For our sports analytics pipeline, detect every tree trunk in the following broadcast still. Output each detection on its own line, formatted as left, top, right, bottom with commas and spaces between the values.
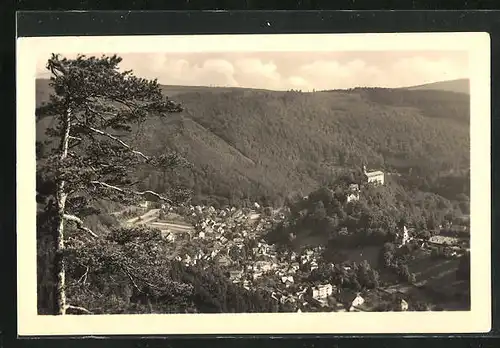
54, 107, 72, 315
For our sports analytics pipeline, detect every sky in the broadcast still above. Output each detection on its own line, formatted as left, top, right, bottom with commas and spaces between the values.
36, 51, 469, 91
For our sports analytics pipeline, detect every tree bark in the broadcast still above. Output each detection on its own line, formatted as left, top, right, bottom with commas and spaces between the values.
54, 107, 72, 315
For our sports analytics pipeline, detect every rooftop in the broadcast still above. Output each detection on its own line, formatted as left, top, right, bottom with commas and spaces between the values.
365, 171, 384, 176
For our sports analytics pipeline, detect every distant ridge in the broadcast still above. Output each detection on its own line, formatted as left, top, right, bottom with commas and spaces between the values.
404, 78, 469, 95
36, 77, 469, 206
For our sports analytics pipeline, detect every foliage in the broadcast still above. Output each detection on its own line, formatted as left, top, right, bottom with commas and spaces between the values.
36, 54, 187, 314
378, 242, 416, 284
308, 260, 380, 291
267, 168, 463, 251
37, 80, 470, 207
63, 226, 196, 314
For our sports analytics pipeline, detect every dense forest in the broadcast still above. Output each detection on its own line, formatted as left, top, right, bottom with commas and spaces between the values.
265, 168, 467, 249
36, 79, 470, 209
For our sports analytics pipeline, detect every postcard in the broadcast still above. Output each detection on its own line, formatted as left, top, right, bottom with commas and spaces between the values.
17, 32, 491, 335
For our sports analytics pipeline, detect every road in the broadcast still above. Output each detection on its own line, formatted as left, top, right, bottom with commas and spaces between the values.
124, 208, 195, 235
125, 209, 160, 225
149, 221, 195, 235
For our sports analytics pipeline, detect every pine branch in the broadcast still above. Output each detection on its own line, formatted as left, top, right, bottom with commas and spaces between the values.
85, 126, 150, 161
121, 266, 142, 293
65, 304, 93, 314
63, 214, 99, 238
89, 180, 173, 204
77, 266, 89, 284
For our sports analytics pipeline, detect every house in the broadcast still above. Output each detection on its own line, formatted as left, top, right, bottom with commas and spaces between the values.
400, 299, 409, 311
183, 254, 192, 265
138, 200, 151, 209
229, 270, 243, 283
363, 165, 385, 185
346, 184, 360, 203
198, 231, 205, 239
253, 271, 263, 280
296, 288, 308, 301
280, 295, 296, 305
339, 227, 349, 236
310, 284, 334, 301
255, 261, 272, 272
281, 276, 294, 287
290, 262, 300, 272
249, 212, 261, 220
164, 232, 176, 242
336, 290, 365, 312
218, 255, 232, 267
346, 192, 360, 203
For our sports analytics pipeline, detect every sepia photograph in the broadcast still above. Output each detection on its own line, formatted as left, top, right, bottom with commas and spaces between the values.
17, 33, 491, 335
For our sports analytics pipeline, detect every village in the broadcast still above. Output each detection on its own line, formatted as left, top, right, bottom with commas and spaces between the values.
112, 166, 470, 313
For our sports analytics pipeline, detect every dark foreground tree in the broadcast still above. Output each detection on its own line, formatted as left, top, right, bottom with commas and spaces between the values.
36, 54, 188, 315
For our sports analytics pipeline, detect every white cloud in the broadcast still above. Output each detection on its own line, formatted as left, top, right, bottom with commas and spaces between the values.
233, 58, 281, 89
388, 56, 467, 87
35, 52, 468, 91
287, 76, 309, 89
291, 56, 466, 90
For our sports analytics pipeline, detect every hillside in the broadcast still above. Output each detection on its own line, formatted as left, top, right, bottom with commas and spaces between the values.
404, 78, 469, 95
36, 79, 470, 207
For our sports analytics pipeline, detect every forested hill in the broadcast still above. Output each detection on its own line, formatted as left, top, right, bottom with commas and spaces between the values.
36, 79, 470, 207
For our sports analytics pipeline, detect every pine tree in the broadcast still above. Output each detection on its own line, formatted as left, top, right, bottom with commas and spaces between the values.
36, 54, 188, 315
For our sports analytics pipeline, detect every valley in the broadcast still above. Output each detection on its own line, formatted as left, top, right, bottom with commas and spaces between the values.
35, 67, 471, 314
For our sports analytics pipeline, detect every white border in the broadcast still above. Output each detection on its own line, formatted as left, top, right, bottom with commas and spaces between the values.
17, 33, 491, 336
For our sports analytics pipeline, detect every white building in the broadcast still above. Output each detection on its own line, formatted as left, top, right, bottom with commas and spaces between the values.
363, 165, 385, 185
349, 294, 365, 312
281, 276, 294, 286
336, 290, 365, 312
229, 270, 243, 283
138, 200, 151, 209
164, 232, 176, 243
253, 271, 263, 280
346, 184, 360, 203
255, 261, 272, 272
400, 299, 409, 311
311, 284, 334, 300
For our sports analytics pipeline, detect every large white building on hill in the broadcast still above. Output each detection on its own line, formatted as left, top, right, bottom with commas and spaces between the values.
363, 165, 385, 185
